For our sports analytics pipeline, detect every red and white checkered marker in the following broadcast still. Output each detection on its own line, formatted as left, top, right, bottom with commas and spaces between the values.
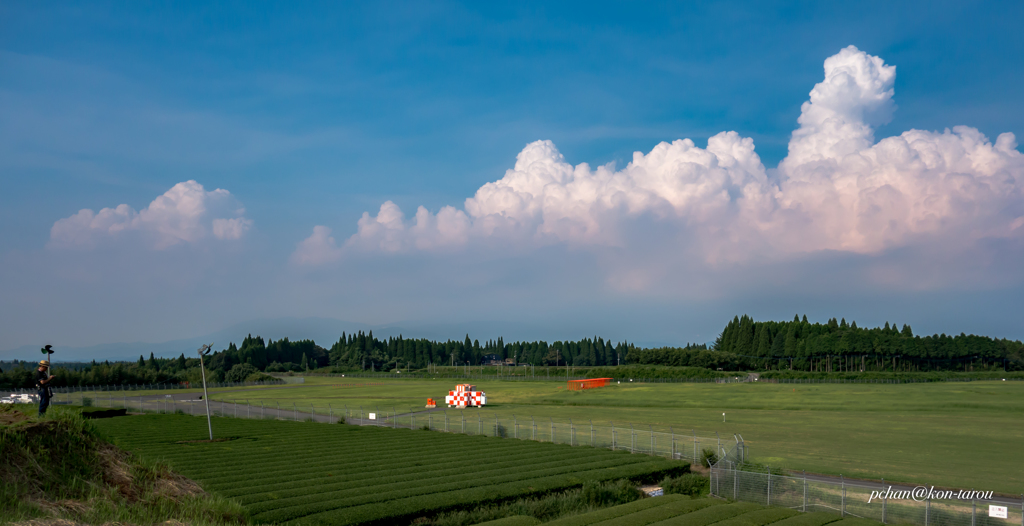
445, 384, 486, 407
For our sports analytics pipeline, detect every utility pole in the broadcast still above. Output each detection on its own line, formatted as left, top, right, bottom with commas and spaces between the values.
197, 343, 214, 441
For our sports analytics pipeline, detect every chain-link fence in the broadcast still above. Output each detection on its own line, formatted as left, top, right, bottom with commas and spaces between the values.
6, 379, 282, 397
710, 462, 1024, 526
39, 392, 725, 463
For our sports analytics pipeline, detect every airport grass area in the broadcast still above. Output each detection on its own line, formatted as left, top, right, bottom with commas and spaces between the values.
168, 376, 1024, 494
93, 414, 690, 525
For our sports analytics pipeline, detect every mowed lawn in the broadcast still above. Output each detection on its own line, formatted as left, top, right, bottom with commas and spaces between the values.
93, 414, 687, 526
202, 377, 1024, 493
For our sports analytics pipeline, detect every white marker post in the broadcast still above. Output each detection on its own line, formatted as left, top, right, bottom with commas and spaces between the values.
723, 412, 726, 423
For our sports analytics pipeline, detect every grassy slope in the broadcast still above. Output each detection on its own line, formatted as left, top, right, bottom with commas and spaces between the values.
167, 377, 1024, 493
0, 404, 245, 525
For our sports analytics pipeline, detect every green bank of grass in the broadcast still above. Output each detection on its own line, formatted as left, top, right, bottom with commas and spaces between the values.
0, 404, 246, 526
93, 414, 691, 525
200, 378, 1024, 493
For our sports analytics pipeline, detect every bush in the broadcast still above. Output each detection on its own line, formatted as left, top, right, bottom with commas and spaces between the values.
700, 448, 718, 468
224, 363, 258, 383
661, 473, 709, 497
244, 371, 275, 383
579, 479, 641, 507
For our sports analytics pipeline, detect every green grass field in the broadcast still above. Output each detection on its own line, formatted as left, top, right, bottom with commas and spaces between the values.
182, 377, 1024, 494
93, 414, 690, 525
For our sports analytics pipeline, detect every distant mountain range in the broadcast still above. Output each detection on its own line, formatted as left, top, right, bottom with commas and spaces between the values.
0, 317, 678, 362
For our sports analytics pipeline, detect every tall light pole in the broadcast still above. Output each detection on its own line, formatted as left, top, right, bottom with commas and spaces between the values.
198, 343, 214, 440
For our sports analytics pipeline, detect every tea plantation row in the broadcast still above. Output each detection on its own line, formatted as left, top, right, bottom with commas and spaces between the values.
480, 495, 882, 526
93, 415, 690, 525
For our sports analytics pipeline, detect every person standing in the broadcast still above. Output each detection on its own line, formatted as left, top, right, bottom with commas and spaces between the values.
36, 361, 53, 416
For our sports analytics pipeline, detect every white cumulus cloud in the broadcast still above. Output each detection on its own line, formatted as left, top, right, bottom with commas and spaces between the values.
50, 180, 252, 249
293, 45, 1024, 273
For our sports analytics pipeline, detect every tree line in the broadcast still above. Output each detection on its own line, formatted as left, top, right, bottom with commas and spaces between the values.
2, 314, 1021, 389
708, 314, 1024, 372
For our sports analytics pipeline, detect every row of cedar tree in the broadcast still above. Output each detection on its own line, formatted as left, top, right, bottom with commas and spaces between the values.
2, 315, 1023, 388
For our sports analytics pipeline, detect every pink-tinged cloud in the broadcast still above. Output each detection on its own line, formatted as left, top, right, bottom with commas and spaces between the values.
294, 46, 1024, 268
50, 180, 251, 249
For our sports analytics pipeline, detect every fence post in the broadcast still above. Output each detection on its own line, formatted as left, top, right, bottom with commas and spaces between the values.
694, 430, 697, 462
803, 471, 807, 512
883, 483, 887, 524
569, 419, 573, 446
261, 401, 264, 419
612, 422, 616, 450
591, 420, 594, 447
532, 416, 535, 440
293, 403, 297, 422
630, 424, 635, 453
550, 418, 554, 443
925, 496, 930, 526
841, 475, 845, 517
973, 498, 976, 526
650, 425, 654, 455
734, 464, 738, 499
671, 427, 675, 459
767, 466, 771, 506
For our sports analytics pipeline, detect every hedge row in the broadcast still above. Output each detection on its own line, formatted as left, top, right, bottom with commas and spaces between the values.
93, 415, 690, 526
252, 459, 685, 521
475, 516, 542, 526
246, 456, 648, 513
769, 512, 844, 526
284, 462, 689, 526
653, 502, 765, 526
545, 495, 690, 526
713, 508, 801, 526
596, 498, 723, 526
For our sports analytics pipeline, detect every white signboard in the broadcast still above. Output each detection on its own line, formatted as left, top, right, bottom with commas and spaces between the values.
368, 413, 376, 420
989, 506, 1008, 519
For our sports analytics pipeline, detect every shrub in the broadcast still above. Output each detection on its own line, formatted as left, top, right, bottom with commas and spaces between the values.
700, 448, 718, 467
244, 371, 275, 383
662, 473, 709, 497
224, 363, 258, 383
580, 479, 641, 507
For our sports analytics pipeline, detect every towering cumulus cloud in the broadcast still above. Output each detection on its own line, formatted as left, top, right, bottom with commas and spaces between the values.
51, 180, 252, 249
294, 46, 1024, 269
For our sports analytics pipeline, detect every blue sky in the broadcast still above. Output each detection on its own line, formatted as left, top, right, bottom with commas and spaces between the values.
2, 1, 1024, 352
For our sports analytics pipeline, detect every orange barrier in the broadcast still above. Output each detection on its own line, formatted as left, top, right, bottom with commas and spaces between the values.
566, 378, 612, 391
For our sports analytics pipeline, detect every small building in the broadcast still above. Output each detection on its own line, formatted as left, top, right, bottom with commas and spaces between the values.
481, 354, 503, 366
